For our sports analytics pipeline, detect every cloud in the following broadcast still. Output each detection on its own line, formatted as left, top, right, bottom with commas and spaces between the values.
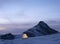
0, 0, 60, 24
0, 18, 10, 24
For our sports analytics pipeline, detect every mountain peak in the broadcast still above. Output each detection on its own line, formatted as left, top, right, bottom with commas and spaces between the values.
23, 21, 58, 38
38, 21, 46, 25
39, 21, 44, 23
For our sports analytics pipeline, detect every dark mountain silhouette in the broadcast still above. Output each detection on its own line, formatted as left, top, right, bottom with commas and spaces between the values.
23, 21, 58, 37
0, 33, 15, 40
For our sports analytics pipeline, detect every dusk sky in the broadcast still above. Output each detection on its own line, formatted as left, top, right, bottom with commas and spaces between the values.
0, 0, 60, 34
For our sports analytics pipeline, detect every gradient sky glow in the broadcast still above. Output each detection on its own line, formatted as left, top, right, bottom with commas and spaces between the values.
0, 0, 60, 24
0, 0, 60, 34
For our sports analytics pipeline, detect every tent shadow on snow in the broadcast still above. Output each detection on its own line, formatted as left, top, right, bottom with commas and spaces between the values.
22, 21, 58, 39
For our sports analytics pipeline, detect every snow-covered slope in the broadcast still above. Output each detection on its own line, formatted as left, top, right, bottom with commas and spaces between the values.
23, 21, 58, 37
0, 33, 60, 44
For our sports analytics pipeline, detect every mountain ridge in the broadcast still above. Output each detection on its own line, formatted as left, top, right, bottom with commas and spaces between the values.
23, 21, 58, 37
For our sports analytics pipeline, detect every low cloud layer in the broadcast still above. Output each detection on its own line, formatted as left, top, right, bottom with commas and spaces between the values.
0, 20, 60, 34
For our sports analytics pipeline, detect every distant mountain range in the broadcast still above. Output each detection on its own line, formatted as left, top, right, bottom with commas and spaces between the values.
23, 21, 58, 37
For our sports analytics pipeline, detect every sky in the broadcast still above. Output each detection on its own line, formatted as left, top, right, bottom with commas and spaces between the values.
0, 0, 60, 34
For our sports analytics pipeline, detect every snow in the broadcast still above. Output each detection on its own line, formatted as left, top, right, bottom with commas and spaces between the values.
23, 21, 58, 37
0, 33, 60, 44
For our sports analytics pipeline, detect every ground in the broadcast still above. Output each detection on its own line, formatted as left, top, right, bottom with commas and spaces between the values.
0, 33, 60, 44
